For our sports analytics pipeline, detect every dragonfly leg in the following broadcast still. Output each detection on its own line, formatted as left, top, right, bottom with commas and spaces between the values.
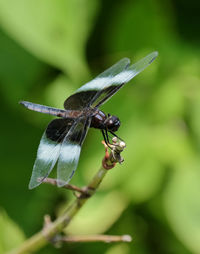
102, 129, 122, 149
109, 131, 124, 142
101, 130, 112, 148
105, 129, 112, 144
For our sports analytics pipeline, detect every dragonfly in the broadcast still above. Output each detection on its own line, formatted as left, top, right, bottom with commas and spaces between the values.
20, 51, 158, 189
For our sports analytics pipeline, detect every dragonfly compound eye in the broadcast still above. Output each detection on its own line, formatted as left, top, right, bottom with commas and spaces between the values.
106, 115, 121, 132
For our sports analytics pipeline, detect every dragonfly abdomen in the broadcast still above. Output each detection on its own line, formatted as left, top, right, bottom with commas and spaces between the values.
19, 101, 81, 118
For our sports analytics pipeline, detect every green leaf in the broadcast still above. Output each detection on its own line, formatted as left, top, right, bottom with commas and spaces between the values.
164, 161, 200, 254
64, 191, 128, 235
105, 244, 130, 254
0, 210, 25, 253
0, 30, 47, 106
123, 156, 163, 203
44, 74, 75, 108
0, 0, 99, 82
152, 77, 185, 122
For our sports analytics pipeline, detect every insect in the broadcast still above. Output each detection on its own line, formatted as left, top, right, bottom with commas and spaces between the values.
20, 51, 158, 189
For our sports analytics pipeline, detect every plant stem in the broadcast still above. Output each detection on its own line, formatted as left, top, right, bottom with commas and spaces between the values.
61, 234, 132, 243
42, 178, 87, 194
6, 167, 107, 254
6, 140, 126, 254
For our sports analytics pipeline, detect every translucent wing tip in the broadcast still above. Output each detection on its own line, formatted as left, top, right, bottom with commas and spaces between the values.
28, 181, 38, 190
138, 51, 158, 66
28, 177, 43, 189
116, 57, 131, 68
57, 178, 71, 187
148, 51, 159, 64
127, 51, 158, 74
121, 57, 131, 63
19, 100, 31, 109
19, 100, 26, 106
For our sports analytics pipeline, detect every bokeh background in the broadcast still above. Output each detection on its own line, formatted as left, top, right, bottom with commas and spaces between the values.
0, 0, 200, 253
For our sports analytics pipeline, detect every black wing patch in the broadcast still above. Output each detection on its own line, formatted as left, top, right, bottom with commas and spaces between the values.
46, 118, 74, 142
29, 118, 75, 189
64, 90, 97, 110
29, 117, 91, 189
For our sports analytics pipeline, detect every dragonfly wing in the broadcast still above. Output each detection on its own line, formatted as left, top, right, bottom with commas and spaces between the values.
28, 118, 75, 189
64, 52, 157, 110
63, 58, 130, 110
91, 51, 158, 108
57, 117, 91, 187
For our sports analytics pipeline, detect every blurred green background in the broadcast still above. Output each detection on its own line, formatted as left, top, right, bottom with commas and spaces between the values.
0, 0, 200, 253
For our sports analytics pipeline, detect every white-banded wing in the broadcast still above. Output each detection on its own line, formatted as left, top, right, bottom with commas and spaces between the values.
28, 118, 76, 189
63, 52, 158, 110
91, 51, 158, 108
57, 117, 91, 187
63, 58, 130, 110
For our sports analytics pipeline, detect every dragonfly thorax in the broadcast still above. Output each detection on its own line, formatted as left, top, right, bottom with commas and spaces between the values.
91, 110, 120, 132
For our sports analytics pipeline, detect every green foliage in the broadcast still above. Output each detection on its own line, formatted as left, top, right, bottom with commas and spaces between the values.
0, 0, 200, 253
0, 210, 25, 253
164, 161, 200, 254
0, 0, 99, 82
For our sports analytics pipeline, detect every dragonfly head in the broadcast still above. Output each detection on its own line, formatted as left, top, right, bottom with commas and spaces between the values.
105, 115, 120, 132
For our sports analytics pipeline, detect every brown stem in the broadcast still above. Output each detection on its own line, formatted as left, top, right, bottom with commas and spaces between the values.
42, 178, 87, 195
61, 234, 132, 243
